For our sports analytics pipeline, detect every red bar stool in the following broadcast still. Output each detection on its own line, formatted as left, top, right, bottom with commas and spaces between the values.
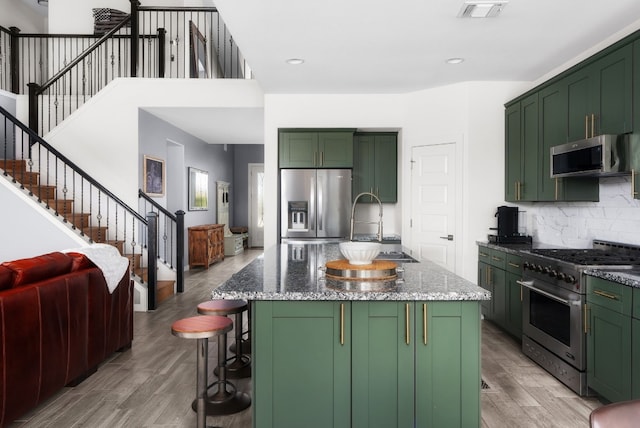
197, 299, 251, 378
171, 315, 232, 428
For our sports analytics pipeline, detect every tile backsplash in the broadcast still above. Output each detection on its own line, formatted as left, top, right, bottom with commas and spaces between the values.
517, 176, 640, 248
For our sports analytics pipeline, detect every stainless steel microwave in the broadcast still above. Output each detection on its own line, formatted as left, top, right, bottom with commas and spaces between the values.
550, 134, 630, 178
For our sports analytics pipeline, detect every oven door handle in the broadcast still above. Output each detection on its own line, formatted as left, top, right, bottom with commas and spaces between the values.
517, 280, 570, 305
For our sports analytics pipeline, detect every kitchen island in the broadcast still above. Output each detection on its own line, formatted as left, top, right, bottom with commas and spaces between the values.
213, 242, 490, 428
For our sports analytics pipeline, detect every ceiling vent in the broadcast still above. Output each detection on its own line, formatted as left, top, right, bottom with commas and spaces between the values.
458, 1, 508, 18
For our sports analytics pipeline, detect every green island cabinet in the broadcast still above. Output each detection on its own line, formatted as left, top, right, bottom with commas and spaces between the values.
586, 276, 633, 402
352, 132, 398, 203
633, 287, 640, 398
253, 300, 480, 428
279, 130, 355, 168
477, 245, 522, 339
632, 40, 640, 200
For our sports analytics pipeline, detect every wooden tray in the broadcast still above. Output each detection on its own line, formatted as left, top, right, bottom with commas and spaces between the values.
325, 259, 397, 281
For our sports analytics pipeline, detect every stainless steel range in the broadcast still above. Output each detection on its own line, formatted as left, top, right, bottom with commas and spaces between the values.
519, 240, 640, 396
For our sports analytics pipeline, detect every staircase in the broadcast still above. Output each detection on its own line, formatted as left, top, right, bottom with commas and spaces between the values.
0, 157, 177, 308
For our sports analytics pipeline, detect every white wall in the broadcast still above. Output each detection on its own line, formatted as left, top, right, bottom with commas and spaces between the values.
0, 179, 85, 262
263, 94, 406, 250
264, 83, 528, 282
0, 0, 47, 33
45, 78, 264, 210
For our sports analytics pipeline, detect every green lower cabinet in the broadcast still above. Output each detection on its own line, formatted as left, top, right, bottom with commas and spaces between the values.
415, 302, 481, 428
351, 302, 415, 428
505, 271, 522, 339
253, 301, 351, 428
254, 300, 481, 428
477, 261, 492, 319
587, 302, 632, 402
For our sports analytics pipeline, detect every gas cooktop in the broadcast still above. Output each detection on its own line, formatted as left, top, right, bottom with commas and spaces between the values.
530, 248, 640, 266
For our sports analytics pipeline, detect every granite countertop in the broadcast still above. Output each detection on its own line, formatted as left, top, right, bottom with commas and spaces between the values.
213, 242, 490, 302
584, 268, 640, 288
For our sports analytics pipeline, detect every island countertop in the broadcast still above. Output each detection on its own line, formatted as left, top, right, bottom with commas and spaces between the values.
212, 242, 490, 301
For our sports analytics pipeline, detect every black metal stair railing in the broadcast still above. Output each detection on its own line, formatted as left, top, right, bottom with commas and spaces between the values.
0, 104, 167, 310
138, 189, 184, 293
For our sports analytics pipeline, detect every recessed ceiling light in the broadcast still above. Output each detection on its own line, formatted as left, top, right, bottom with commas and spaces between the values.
458, 1, 508, 18
286, 58, 305, 65
446, 58, 465, 64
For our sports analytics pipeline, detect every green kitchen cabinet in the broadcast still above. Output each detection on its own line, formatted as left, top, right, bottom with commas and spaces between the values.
565, 44, 632, 140
253, 301, 351, 428
538, 82, 599, 202
633, 288, 640, 399
632, 40, 640, 200
415, 302, 481, 428
505, 94, 538, 202
353, 133, 397, 203
254, 300, 481, 428
504, 103, 521, 202
586, 276, 633, 403
351, 302, 415, 428
505, 253, 523, 339
477, 247, 506, 326
279, 130, 354, 168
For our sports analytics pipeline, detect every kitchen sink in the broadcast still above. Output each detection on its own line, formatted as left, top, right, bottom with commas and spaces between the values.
375, 251, 418, 263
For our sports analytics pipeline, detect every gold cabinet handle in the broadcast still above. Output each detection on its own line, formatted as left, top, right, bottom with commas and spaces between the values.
320, 151, 324, 166
423, 303, 428, 345
585, 115, 589, 139
633, 170, 637, 197
491, 256, 502, 262
593, 289, 618, 300
520, 282, 523, 302
508, 262, 520, 268
479, 251, 489, 258
555, 178, 559, 201
591, 113, 595, 138
340, 303, 345, 345
405, 303, 410, 345
314, 151, 317, 166
488, 266, 492, 286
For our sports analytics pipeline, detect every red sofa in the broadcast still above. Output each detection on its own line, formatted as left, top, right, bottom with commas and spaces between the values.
0, 251, 133, 426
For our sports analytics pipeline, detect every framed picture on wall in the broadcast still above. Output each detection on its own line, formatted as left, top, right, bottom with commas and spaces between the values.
189, 167, 209, 211
143, 155, 165, 197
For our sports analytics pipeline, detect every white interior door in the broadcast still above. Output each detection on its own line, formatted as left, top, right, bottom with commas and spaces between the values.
410, 143, 457, 272
249, 163, 264, 248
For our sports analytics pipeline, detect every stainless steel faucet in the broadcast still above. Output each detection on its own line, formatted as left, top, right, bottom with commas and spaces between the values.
349, 192, 383, 241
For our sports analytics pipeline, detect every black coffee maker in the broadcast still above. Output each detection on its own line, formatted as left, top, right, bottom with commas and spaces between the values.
489, 206, 532, 244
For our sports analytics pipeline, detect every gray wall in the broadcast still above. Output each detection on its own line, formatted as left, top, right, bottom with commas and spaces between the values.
138, 110, 235, 265
233, 144, 264, 227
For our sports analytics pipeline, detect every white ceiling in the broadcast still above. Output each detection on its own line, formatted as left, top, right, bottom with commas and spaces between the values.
159, 0, 640, 144
212, 0, 640, 94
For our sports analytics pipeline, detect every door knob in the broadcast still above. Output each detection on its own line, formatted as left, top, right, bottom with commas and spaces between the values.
439, 235, 454, 241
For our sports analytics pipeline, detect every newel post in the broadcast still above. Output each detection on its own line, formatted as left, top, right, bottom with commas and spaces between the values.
130, 0, 140, 77
27, 82, 40, 135
9, 27, 20, 94
175, 209, 185, 292
157, 28, 166, 78
147, 211, 158, 310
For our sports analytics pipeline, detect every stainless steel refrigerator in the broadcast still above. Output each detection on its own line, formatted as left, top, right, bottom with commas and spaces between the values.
280, 169, 352, 240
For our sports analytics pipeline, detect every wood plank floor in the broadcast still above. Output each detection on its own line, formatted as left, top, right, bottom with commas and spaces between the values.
10, 249, 604, 427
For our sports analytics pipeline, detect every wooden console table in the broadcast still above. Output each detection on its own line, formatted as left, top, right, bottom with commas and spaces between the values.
188, 224, 225, 269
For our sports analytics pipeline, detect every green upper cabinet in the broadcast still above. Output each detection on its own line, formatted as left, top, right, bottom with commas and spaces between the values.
566, 43, 632, 139
539, 81, 599, 202
632, 40, 640, 200
279, 130, 354, 168
505, 94, 538, 202
353, 132, 397, 203
504, 103, 521, 202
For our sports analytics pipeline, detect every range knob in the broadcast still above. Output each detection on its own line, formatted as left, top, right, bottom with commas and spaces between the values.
543, 266, 551, 274
557, 272, 566, 281
565, 274, 576, 284
523, 262, 531, 270
536, 265, 544, 272
550, 269, 558, 278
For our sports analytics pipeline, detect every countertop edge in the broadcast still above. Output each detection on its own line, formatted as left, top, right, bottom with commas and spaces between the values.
211, 290, 491, 302
584, 269, 640, 288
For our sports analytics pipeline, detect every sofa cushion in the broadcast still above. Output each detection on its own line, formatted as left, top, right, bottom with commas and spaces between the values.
0, 266, 14, 291
2, 252, 74, 287
67, 252, 96, 272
